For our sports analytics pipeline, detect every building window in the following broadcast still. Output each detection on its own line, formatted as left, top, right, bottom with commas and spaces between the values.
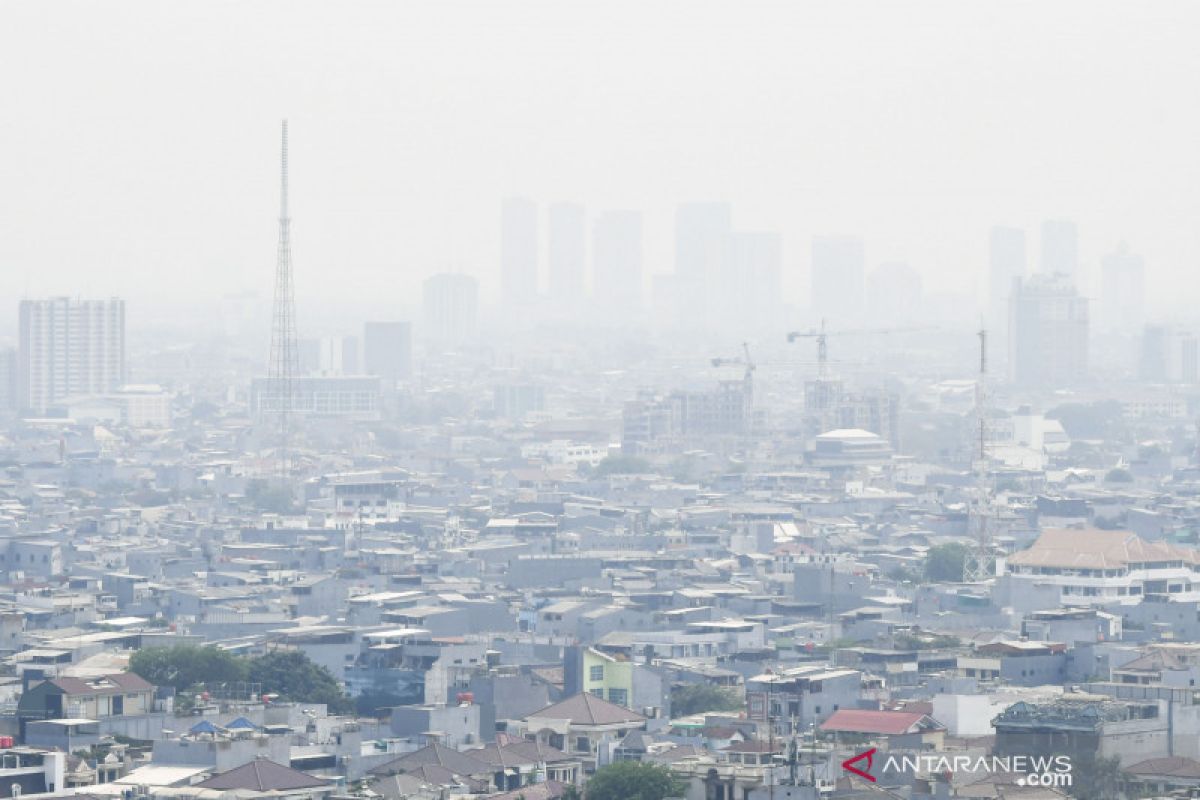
589, 665, 604, 681
608, 688, 628, 707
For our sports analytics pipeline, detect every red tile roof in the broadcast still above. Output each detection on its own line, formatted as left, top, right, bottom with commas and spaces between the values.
819, 709, 943, 735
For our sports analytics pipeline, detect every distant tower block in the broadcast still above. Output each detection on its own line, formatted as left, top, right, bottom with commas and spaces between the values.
267, 120, 299, 477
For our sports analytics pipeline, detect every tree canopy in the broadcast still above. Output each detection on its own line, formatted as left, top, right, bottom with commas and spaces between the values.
670, 683, 744, 717
130, 645, 247, 692
129, 645, 352, 714
924, 542, 970, 582
593, 455, 652, 476
248, 650, 353, 713
574, 762, 685, 800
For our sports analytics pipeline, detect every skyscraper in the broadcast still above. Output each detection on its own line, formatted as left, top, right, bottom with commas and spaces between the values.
592, 210, 643, 313
988, 226, 1026, 328
1008, 274, 1089, 387
675, 202, 731, 280
501, 197, 538, 305
299, 336, 358, 375
868, 261, 923, 325
726, 230, 782, 326
1040, 219, 1078, 277
811, 235, 865, 323
1100, 243, 1145, 333
548, 202, 585, 305
17, 297, 126, 414
1140, 325, 1198, 383
423, 273, 479, 346
674, 202, 731, 319
0, 347, 16, 412
363, 322, 413, 387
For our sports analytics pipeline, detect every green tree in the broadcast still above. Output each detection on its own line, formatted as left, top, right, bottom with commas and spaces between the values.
1104, 467, 1134, 483
244, 479, 298, 513
130, 645, 248, 693
1046, 400, 1124, 440
593, 456, 652, 476
1069, 753, 1121, 800
925, 543, 970, 582
670, 683, 744, 717
581, 762, 684, 800
248, 651, 353, 714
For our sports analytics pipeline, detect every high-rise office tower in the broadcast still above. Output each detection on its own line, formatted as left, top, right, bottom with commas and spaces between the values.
726, 231, 783, 325
1008, 274, 1089, 387
1040, 219, 1078, 277
674, 202, 732, 318
0, 347, 15, 412
1100, 243, 1145, 333
811, 235, 865, 323
989, 226, 1026, 328
341, 336, 360, 374
423, 273, 479, 346
868, 261, 923, 325
363, 322, 413, 387
675, 202, 731, 280
548, 202, 585, 305
501, 197, 538, 305
593, 210, 643, 313
299, 336, 358, 375
18, 297, 126, 414
1140, 325, 1198, 383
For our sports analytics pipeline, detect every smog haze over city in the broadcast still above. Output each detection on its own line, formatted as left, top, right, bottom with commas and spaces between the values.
0, 2, 1199, 800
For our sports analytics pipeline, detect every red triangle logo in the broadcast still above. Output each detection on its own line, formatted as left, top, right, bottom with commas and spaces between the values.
842, 747, 877, 782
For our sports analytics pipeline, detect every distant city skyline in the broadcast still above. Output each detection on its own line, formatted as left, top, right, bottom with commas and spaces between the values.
3, 1, 1200, 326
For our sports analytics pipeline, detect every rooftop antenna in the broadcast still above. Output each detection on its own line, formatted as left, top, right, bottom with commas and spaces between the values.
268, 120, 299, 479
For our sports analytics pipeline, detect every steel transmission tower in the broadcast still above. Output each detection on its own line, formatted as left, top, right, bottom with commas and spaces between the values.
267, 120, 299, 478
963, 328, 996, 583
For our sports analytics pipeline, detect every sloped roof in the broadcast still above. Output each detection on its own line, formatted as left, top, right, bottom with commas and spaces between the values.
225, 716, 258, 730
1124, 756, 1200, 778
48, 672, 153, 696
1117, 648, 1187, 673
488, 781, 570, 800
819, 709, 944, 735
194, 759, 329, 791
1007, 528, 1199, 570
528, 692, 646, 726
370, 765, 487, 796
370, 742, 491, 778
469, 739, 574, 768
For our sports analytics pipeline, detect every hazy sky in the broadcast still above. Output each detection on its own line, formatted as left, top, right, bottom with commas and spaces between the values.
3, 0, 1199, 329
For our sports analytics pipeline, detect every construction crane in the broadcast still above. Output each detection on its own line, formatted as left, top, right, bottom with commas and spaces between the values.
711, 341, 756, 406
711, 342, 757, 442
786, 320, 932, 379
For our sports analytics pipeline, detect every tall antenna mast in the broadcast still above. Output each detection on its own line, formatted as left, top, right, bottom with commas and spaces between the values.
963, 327, 995, 582
268, 119, 299, 479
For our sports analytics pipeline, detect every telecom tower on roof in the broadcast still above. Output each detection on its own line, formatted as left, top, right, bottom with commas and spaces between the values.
267, 120, 299, 477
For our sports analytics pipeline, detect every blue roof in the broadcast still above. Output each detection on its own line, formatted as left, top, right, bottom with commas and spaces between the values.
225, 716, 258, 730
189, 720, 224, 735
